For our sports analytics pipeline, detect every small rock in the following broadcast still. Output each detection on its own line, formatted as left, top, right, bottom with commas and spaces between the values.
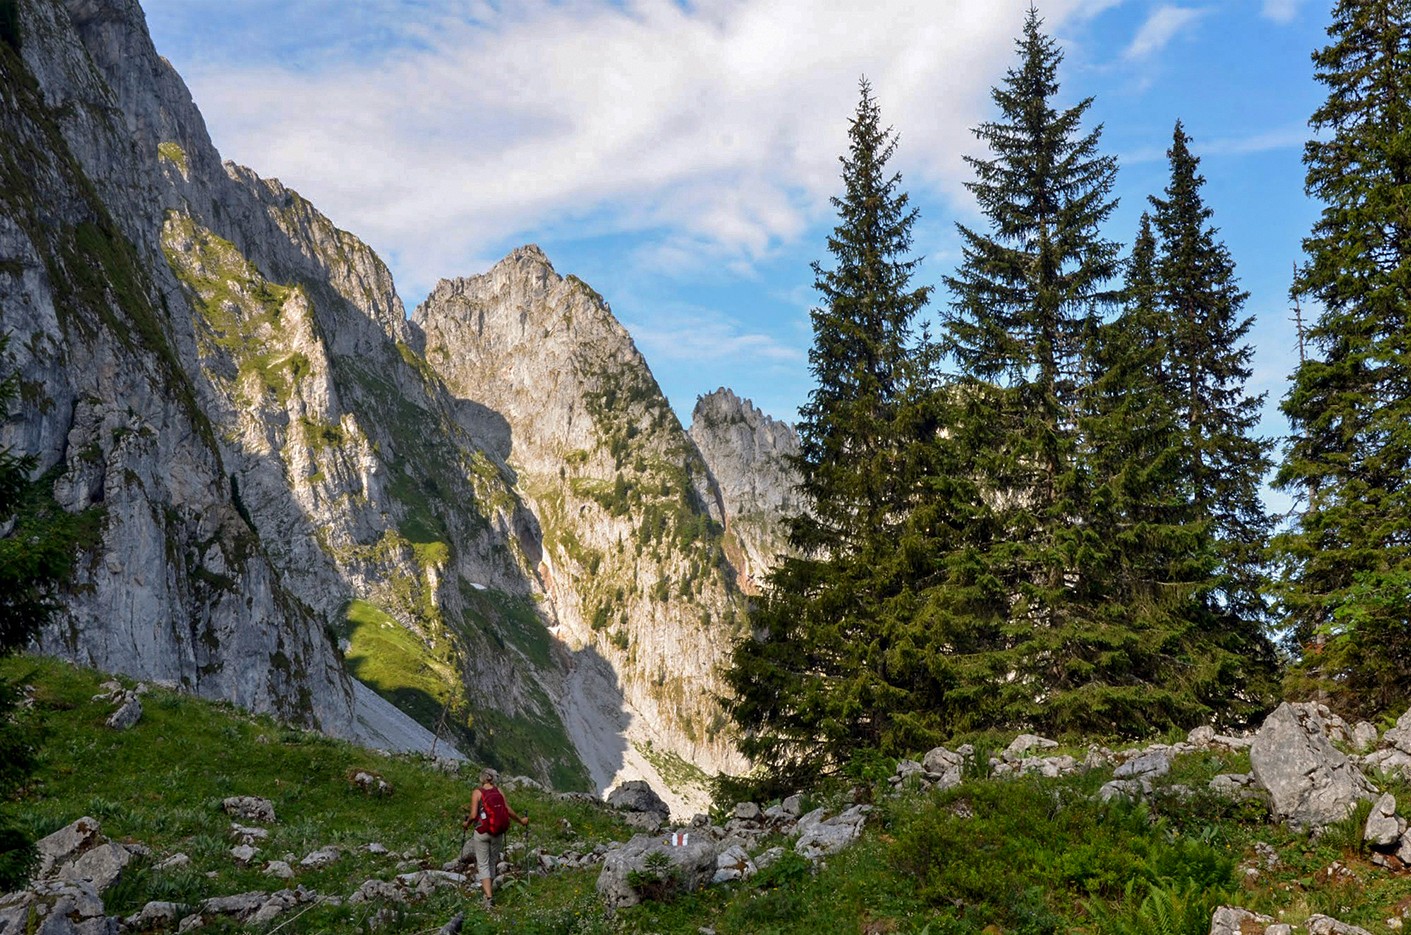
300, 846, 340, 868
230, 844, 258, 864
222, 796, 277, 824
106, 696, 144, 730
264, 860, 295, 879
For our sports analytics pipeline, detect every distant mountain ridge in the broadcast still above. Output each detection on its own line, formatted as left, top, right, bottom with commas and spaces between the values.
0, 0, 799, 811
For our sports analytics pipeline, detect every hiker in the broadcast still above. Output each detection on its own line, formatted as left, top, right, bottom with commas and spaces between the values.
463, 767, 529, 909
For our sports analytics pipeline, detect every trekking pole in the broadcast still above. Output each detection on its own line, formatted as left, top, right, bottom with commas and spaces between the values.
523, 820, 531, 882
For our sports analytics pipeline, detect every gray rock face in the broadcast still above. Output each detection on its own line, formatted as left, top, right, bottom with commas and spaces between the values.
5, 0, 789, 799
1250, 702, 1377, 829
687, 388, 800, 592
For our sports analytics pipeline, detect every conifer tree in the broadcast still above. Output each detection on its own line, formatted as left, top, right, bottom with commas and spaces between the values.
1147, 123, 1274, 630
725, 80, 943, 779
1274, 0, 1411, 715
1081, 128, 1278, 728
940, 8, 1138, 735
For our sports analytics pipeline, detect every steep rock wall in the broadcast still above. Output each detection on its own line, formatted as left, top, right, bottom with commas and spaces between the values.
688, 388, 800, 593
414, 249, 749, 782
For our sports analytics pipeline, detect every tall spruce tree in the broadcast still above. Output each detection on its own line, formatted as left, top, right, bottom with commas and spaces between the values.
724, 80, 943, 780
940, 8, 1141, 735
1147, 123, 1275, 632
1080, 127, 1278, 729
1274, 0, 1411, 715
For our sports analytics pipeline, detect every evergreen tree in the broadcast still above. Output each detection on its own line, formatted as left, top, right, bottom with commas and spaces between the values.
724, 80, 944, 779
1147, 122, 1275, 632
940, 8, 1141, 735
1274, 0, 1411, 715
1079, 127, 1278, 730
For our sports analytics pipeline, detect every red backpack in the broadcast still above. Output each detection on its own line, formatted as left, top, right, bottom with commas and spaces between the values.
476, 786, 510, 835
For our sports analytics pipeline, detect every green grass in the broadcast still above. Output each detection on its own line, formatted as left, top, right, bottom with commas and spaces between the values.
342, 599, 459, 729
6, 655, 1411, 934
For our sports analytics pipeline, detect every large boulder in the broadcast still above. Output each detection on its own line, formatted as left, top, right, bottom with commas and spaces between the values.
794, 805, 871, 860
33, 818, 102, 879
1250, 702, 1377, 829
606, 781, 670, 824
1364, 793, 1406, 849
596, 833, 718, 909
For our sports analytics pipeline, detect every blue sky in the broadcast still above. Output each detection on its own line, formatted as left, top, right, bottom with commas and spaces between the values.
142, 0, 1330, 513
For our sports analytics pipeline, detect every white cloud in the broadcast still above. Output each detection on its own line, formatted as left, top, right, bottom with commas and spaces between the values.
157, 0, 1118, 299
1260, 0, 1302, 23
1123, 6, 1204, 61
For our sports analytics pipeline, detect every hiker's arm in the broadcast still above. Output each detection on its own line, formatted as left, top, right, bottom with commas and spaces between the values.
463, 788, 482, 829
508, 804, 529, 826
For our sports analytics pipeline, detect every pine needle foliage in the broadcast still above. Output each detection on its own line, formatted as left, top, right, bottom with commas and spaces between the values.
939, 8, 1143, 736
1273, 0, 1411, 716
1085, 124, 1279, 729
724, 79, 952, 779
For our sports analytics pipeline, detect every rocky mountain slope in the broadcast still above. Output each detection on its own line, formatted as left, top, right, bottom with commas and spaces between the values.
688, 388, 800, 593
0, 0, 799, 809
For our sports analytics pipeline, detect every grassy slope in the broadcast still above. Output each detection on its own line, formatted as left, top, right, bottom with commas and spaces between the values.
4, 655, 1411, 934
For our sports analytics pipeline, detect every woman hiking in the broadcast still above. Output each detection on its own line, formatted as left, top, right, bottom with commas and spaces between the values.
463, 768, 529, 910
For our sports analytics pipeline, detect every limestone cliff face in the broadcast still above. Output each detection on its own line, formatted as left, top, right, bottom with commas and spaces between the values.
3, 0, 785, 805
688, 388, 801, 593
414, 252, 748, 780
0, 0, 357, 733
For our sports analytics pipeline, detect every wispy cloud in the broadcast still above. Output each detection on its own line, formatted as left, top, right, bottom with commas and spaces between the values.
147, 0, 1119, 300
1260, 0, 1303, 23
1123, 6, 1205, 61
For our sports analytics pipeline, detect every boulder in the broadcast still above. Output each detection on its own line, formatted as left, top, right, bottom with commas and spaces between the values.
105, 696, 143, 731
58, 842, 133, 893
711, 844, 756, 884
1250, 702, 1376, 829
124, 901, 183, 930
732, 802, 763, 822
1097, 779, 1149, 803
1002, 734, 1057, 761
1351, 721, 1380, 752
300, 846, 340, 868
1209, 906, 1274, 935
34, 817, 102, 879
1305, 915, 1375, 935
606, 781, 671, 823
596, 833, 719, 909
1364, 793, 1406, 849
221, 796, 276, 824
0, 879, 113, 935
264, 860, 296, 879
921, 746, 965, 788
1385, 708, 1411, 753
1187, 725, 1216, 747
794, 805, 870, 860
1114, 749, 1171, 779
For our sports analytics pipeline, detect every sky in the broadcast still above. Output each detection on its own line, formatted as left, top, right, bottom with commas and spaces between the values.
140, 0, 1331, 514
